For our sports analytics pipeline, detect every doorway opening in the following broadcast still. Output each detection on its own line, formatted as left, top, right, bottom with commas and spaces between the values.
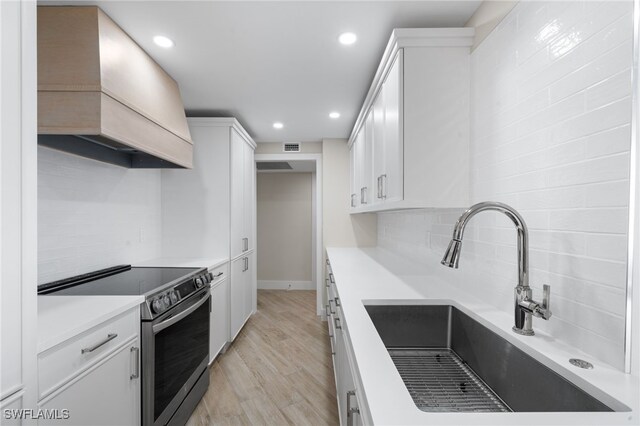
255, 154, 323, 316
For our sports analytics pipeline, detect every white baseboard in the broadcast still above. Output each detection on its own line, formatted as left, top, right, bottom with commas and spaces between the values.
257, 280, 314, 290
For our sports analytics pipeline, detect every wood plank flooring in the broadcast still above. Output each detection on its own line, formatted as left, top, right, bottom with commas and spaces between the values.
186, 290, 338, 426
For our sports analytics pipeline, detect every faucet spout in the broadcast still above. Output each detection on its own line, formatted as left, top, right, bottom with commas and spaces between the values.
441, 202, 550, 336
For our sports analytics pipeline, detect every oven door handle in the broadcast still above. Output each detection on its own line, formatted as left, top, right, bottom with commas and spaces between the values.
152, 292, 209, 334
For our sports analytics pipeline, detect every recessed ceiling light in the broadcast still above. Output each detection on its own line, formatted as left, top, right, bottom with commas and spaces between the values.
153, 35, 174, 48
329, 112, 341, 119
338, 32, 357, 45
273, 122, 284, 129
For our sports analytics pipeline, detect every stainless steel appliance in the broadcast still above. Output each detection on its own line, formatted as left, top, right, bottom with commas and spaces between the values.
39, 265, 215, 426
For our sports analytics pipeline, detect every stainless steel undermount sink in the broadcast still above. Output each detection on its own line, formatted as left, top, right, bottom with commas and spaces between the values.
365, 304, 630, 413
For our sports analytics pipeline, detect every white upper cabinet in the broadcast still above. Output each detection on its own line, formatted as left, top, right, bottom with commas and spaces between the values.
230, 128, 256, 259
348, 28, 474, 212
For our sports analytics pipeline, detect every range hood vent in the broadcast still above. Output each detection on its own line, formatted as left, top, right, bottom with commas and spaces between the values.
256, 162, 293, 171
37, 6, 193, 168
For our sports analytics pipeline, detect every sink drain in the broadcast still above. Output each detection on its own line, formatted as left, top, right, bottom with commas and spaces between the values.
569, 358, 594, 369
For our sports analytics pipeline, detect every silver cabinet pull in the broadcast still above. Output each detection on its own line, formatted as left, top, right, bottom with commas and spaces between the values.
81, 333, 117, 354
350, 194, 357, 207
347, 390, 360, 426
334, 317, 342, 330
360, 187, 367, 204
328, 299, 336, 314
130, 346, 140, 379
377, 175, 382, 199
242, 257, 249, 272
326, 258, 330, 266
242, 237, 249, 252
380, 174, 387, 199
325, 278, 330, 288
329, 273, 335, 284
335, 297, 341, 307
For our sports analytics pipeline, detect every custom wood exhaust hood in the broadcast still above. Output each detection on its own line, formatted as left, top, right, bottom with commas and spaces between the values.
37, 6, 193, 168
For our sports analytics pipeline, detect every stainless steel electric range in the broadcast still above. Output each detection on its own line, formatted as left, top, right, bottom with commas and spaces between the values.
38, 265, 215, 426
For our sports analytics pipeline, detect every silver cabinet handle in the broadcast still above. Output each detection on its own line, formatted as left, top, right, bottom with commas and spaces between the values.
377, 175, 382, 199
347, 390, 360, 426
326, 259, 330, 266
350, 194, 357, 207
334, 317, 342, 330
242, 237, 249, 252
81, 333, 117, 354
130, 346, 140, 379
328, 299, 336, 314
242, 257, 249, 272
213, 272, 224, 278
325, 278, 330, 288
360, 187, 367, 204
335, 297, 341, 307
380, 174, 387, 199
329, 273, 335, 284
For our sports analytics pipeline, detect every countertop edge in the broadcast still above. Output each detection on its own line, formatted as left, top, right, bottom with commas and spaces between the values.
38, 295, 144, 353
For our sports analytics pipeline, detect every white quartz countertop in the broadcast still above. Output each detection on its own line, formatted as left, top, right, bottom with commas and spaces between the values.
326, 247, 639, 425
38, 295, 144, 353
135, 256, 228, 270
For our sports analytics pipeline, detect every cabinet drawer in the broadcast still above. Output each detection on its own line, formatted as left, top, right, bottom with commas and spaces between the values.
38, 308, 138, 400
209, 262, 229, 289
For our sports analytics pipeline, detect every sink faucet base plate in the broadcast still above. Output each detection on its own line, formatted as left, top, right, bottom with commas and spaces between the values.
512, 326, 535, 336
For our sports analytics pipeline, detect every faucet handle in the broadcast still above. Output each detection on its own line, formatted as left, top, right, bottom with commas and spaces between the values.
536, 284, 552, 320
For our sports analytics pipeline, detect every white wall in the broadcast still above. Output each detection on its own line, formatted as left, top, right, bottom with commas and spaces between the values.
379, 0, 634, 370
256, 172, 313, 286
38, 147, 162, 283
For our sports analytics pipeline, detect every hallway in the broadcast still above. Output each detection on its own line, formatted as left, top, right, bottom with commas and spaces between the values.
186, 290, 338, 425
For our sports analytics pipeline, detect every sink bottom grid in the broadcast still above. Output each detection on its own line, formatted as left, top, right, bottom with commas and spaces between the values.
388, 348, 511, 413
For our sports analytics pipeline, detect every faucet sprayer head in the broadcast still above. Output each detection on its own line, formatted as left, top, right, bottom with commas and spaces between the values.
441, 239, 462, 268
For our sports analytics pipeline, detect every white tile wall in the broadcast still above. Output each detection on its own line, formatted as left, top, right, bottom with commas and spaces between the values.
378, 0, 633, 370
38, 147, 162, 283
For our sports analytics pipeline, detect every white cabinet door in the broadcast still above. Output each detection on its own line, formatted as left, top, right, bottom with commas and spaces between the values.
243, 141, 255, 252
349, 144, 357, 208
210, 278, 229, 362
360, 112, 374, 207
230, 256, 250, 340
39, 341, 141, 426
230, 129, 245, 259
1, 0, 24, 402
371, 90, 385, 205
382, 50, 403, 203
244, 252, 255, 315
354, 113, 373, 208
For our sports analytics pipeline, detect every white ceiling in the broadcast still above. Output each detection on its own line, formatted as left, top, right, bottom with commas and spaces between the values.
43, 1, 481, 142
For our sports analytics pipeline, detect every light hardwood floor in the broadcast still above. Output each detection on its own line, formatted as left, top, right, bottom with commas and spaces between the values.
186, 290, 338, 426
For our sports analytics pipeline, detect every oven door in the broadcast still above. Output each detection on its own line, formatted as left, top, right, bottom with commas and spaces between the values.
142, 288, 210, 426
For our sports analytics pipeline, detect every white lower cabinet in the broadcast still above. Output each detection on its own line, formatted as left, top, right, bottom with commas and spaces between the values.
326, 260, 365, 426
39, 340, 140, 425
209, 264, 230, 363
37, 307, 141, 425
230, 252, 255, 341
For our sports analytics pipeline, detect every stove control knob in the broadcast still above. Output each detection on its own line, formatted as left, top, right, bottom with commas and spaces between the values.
163, 294, 171, 307
169, 291, 179, 304
202, 274, 210, 284
152, 298, 165, 314
207, 272, 214, 281
195, 277, 204, 288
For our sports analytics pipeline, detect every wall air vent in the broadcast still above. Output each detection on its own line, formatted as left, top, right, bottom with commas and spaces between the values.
283, 143, 300, 152
256, 162, 293, 171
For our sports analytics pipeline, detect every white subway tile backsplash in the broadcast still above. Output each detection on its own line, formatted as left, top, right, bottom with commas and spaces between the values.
378, 0, 632, 370
38, 147, 162, 283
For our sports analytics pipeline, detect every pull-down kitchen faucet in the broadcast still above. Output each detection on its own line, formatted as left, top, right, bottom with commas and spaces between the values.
441, 202, 551, 336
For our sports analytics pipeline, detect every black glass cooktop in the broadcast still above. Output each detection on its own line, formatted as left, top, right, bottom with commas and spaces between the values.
38, 265, 203, 297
